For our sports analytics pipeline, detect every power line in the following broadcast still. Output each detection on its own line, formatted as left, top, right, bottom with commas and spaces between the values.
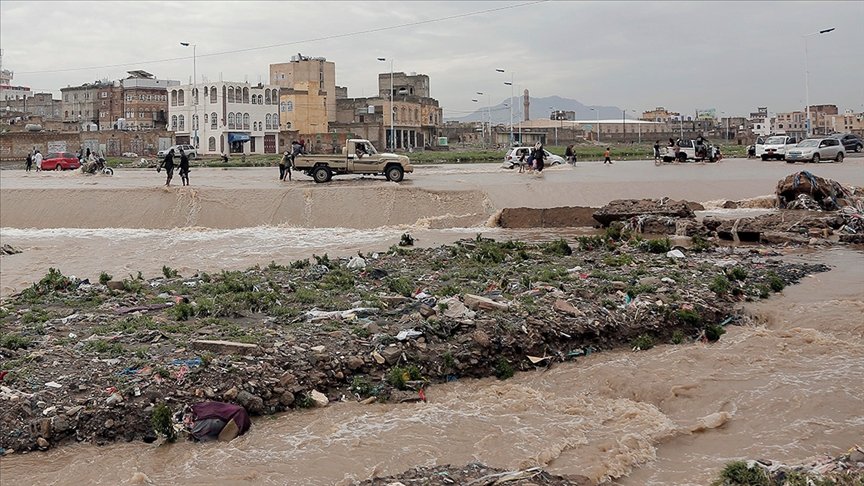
16, 1, 547, 75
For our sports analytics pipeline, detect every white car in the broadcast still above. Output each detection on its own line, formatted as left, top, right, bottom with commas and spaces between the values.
785, 138, 845, 163
501, 146, 565, 169
756, 135, 798, 161
157, 144, 197, 159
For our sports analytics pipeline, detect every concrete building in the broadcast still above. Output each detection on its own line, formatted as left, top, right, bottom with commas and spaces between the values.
771, 111, 807, 139
3, 93, 62, 120
748, 107, 771, 137
641, 107, 680, 123
270, 55, 337, 133
168, 81, 280, 155
118, 70, 177, 130
0, 56, 32, 103
825, 109, 864, 137
61, 82, 109, 129
550, 110, 575, 121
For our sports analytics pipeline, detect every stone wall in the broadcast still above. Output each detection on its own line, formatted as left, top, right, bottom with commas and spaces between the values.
0, 130, 174, 160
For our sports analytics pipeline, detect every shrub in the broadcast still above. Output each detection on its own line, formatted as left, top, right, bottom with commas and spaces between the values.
387, 365, 422, 390
386, 277, 414, 297
704, 325, 726, 342
1, 333, 33, 350
350, 376, 374, 396
543, 238, 572, 256
671, 330, 685, 345
727, 267, 748, 281
494, 357, 515, 380
691, 235, 712, 252
676, 308, 702, 326
289, 259, 310, 270
605, 223, 623, 241
640, 238, 672, 254
709, 275, 730, 296
39, 268, 72, 292
767, 272, 785, 292
162, 265, 179, 279
169, 301, 194, 321
151, 403, 176, 442
711, 461, 769, 486
631, 334, 655, 351
99, 272, 113, 285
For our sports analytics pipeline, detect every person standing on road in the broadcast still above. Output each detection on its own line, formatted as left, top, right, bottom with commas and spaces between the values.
534, 143, 546, 173
25, 152, 33, 172
34, 150, 43, 171
565, 144, 576, 165
653, 140, 661, 163
603, 147, 612, 164
179, 149, 190, 186
158, 149, 175, 186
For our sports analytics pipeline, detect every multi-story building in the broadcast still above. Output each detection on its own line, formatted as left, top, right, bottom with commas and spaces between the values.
118, 70, 176, 130
822, 109, 864, 137
61, 82, 108, 128
550, 110, 575, 121
333, 71, 443, 150
748, 107, 771, 136
270, 55, 337, 133
771, 111, 807, 139
806, 104, 839, 136
168, 81, 280, 155
641, 107, 680, 123
2, 93, 62, 119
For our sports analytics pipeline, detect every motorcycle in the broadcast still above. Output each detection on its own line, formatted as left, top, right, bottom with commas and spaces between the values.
81, 156, 114, 176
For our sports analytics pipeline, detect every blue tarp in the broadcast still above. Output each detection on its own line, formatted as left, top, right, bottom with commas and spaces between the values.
228, 133, 250, 143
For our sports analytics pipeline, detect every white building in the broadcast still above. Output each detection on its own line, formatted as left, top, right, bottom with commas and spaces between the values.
168, 81, 280, 155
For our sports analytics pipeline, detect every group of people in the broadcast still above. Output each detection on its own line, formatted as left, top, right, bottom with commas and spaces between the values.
278, 140, 306, 182
24, 149, 43, 172
157, 148, 190, 186
516, 142, 549, 173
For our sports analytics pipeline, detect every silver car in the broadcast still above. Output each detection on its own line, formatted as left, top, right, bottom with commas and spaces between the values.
157, 144, 198, 159
785, 138, 845, 163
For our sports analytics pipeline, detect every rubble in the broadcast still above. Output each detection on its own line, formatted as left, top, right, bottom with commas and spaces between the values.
717, 445, 864, 485
592, 198, 696, 227
352, 462, 590, 485
0, 236, 832, 453
776, 171, 862, 211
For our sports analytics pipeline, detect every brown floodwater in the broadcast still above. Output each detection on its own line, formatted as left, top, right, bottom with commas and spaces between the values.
1, 159, 862, 485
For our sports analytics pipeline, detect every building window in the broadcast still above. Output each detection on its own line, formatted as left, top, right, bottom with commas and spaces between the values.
228, 113, 235, 129
273, 113, 278, 129
243, 113, 250, 130
210, 87, 217, 103
204, 114, 208, 125
265, 89, 271, 105
251, 95, 257, 105
265, 113, 272, 129
192, 88, 198, 105
171, 90, 177, 106
171, 115, 178, 130
228, 87, 235, 103
209, 137, 216, 152
126, 95, 132, 102
178, 89, 185, 105
211, 112, 218, 129
192, 114, 198, 130
243, 87, 249, 103
101, 92, 107, 98
178, 114, 185, 131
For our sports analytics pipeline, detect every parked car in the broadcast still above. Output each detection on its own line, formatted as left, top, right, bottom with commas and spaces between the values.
501, 146, 565, 169
829, 133, 862, 153
756, 135, 798, 161
157, 144, 197, 159
41, 152, 82, 171
785, 138, 845, 163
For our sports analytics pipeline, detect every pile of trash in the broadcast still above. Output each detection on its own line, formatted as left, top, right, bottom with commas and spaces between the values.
353, 463, 589, 485
719, 445, 864, 485
776, 171, 862, 211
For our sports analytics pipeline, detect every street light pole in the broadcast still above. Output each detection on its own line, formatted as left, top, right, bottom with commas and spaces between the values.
477, 91, 490, 147
630, 110, 641, 143
803, 27, 835, 138
180, 42, 197, 148
497, 69, 514, 144
590, 108, 600, 143
550, 107, 558, 146
377, 57, 394, 150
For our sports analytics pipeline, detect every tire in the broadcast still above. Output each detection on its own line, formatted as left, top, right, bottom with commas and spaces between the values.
786, 159, 796, 164
812, 154, 820, 163
855, 144, 862, 153
385, 165, 404, 183
677, 153, 687, 162
761, 155, 768, 161
54, 164, 62, 171
835, 152, 844, 163
104, 167, 114, 175
312, 166, 331, 183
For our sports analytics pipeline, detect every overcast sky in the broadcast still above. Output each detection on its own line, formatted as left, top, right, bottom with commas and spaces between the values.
2, 1, 862, 119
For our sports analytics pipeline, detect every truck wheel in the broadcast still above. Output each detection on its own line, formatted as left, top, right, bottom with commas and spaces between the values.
312, 166, 331, 183
677, 153, 687, 162
385, 165, 404, 182
761, 155, 768, 161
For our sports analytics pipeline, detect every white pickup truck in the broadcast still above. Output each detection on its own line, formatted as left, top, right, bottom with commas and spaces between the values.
291, 139, 413, 183
661, 138, 718, 163
756, 135, 798, 161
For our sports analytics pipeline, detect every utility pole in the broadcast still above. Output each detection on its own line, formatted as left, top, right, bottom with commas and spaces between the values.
180, 42, 197, 148
377, 57, 395, 150
803, 28, 835, 138
497, 69, 515, 145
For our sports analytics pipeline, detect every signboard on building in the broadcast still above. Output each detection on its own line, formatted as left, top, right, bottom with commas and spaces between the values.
47, 141, 67, 153
695, 108, 716, 121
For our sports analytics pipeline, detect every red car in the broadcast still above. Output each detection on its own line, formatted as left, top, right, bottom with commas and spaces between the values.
41, 152, 82, 171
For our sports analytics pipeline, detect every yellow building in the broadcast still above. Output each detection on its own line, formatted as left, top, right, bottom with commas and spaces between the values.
270, 55, 337, 134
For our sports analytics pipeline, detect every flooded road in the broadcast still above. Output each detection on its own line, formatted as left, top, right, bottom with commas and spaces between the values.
1, 159, 862, 484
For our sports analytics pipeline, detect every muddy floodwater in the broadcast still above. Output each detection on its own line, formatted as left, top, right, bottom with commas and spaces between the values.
1, 158, 863, 484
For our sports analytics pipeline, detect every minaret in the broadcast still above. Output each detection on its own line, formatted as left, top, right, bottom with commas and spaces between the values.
523, 89, 529, 121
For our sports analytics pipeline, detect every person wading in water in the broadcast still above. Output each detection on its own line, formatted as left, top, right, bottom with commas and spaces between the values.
158, 149, 175, 186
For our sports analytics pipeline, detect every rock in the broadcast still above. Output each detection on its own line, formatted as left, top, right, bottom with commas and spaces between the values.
106, 281, 125, 290
472, 330, 491, 348
611, 281, 628, 291
279, 391, 295, 406
371, 350, 386, 364
235, 391, 264, 414
51, 416, 69, 434
418, 304, 437, 319
638, 277, 662, 287
38, 418, 52, 438
190, 339, 260, 356
440, 297, 474, 319
380, 346, 402, 365
223, 386, 240, 401
593, 198, 695, 226
666, 249, 685, 259
310, 345, 326, 353
553, 299, 582, 317
36, 438, 50, 450
104, 419, 115, 428
1, 244, 22, 255
722, 200, 739, 209
42, 406, 57, 416
346, 256, 366, 269
279, 372, 297, 387
65, 406, 84, 417
848, 448, 864, 463
106, 392, 124, 405
463, 294, 509, 312
346, 356, 365, 371
310, 390, 329, 408
668, 235, 693, 249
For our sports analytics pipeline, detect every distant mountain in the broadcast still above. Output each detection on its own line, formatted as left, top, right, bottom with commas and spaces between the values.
447, 95, 625, 123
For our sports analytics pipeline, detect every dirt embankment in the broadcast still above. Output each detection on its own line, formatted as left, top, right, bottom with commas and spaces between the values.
0, 235, 828, 454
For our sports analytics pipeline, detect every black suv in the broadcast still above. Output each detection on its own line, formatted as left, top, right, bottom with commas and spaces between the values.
831, 134, 862, 153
